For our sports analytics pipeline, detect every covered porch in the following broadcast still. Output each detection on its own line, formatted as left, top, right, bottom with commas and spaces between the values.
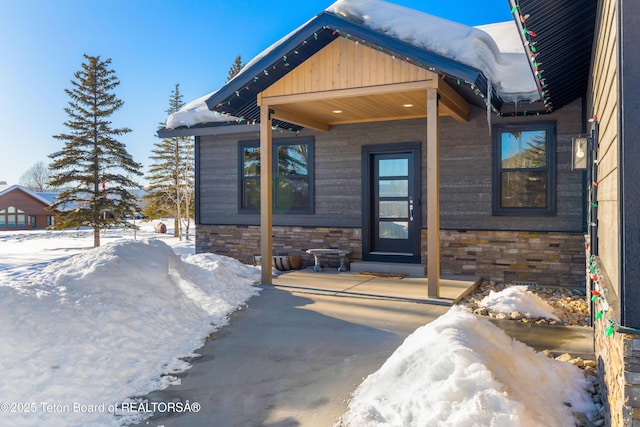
272, 268, 481, 306
256, 35, 473, 298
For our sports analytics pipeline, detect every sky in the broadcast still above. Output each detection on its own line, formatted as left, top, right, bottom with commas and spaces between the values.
0, 0, 513, 187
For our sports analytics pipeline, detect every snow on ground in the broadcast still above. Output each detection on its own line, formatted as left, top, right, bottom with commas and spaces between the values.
337, 306, 596, 427
479, 285, 560, 321
0, 221, 260, 426
1, 222, 596, 426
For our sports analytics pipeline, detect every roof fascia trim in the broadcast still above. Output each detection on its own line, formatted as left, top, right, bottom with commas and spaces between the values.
204, 11, 496, 112
157, 123, 261, 138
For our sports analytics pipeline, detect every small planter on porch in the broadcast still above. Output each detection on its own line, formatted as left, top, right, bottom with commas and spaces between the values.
254, 255, 303, 271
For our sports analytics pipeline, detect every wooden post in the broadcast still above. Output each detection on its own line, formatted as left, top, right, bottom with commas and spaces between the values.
427, 87, 440, 297
260, 106, 273, 284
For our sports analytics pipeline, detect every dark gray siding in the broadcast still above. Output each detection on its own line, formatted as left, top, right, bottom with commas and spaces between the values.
440, 98, 584, 231
197, 98, 584, 232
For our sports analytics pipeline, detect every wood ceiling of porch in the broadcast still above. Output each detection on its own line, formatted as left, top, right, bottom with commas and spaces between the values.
257, 37, 469, 132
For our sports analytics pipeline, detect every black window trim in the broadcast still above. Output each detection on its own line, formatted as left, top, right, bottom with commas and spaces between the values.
492, 122, 557, 216
237, 136, 315, 214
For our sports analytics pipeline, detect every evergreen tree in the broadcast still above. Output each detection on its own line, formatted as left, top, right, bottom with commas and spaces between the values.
226, 55, 244, 82
48, 54, 142, 247
144, 83, 194, 240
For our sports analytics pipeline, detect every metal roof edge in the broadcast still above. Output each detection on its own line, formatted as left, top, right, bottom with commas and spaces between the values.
157, 123, 261, 138
203, 11, 498, 114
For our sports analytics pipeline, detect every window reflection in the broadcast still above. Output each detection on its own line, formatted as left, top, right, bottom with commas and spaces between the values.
501, 130, 546, 169
379, 221, 408, 239
239, 140, 313, 213
379, 201, 408, 218
379, 180, 408, 197
379, 159, 408, 177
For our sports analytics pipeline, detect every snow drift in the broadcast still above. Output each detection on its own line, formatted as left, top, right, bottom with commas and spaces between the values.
0, 239, 260, 426
337, 306, 596, 427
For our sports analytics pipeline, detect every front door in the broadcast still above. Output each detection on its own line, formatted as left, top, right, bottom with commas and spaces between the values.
362, 143, 421, 263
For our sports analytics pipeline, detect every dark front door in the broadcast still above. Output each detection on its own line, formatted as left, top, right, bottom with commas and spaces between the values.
362, 143, 421, 263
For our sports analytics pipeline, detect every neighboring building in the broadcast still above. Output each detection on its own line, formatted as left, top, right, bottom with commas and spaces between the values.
0, 184, 55, 230
160, 0, 589, 296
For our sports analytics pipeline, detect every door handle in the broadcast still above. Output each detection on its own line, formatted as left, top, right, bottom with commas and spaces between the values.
409, 197, 414, 221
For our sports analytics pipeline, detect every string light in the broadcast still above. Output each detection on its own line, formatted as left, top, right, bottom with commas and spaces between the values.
216, 19, 555, 128
586, 123, 640, 337
511, 2, 551, 112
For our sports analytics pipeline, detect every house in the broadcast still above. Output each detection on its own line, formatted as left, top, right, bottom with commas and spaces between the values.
0, 184, 56, 230
576, 0, 640, 424
160, 0, 587, 295
161, 0, 640, 424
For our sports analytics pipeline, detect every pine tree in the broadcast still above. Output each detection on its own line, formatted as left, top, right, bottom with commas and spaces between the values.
226, 55, 244, 82
48, 54, 142, 247
144, 83, 194, 240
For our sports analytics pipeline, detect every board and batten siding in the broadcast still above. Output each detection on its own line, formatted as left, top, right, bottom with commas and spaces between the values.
261, 37, 433, 97
197, 99, 584, 233
589, 0, 619, 291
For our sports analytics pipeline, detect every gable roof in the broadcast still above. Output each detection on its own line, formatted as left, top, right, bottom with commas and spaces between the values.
508, 0, 597, 114
166, 13, 494, 133
162, 0, 597, 135
0, 184, 54, 207
162, 1, 544, 135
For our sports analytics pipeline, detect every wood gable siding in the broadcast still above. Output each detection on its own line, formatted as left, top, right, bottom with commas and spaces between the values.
589, 0, 619, 290
258, 37, 455, 126
262, 37, 433, 96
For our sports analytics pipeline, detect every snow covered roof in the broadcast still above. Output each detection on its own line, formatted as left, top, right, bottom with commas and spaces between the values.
327, 0, 536, 100
165, 0, 542, 131
0, 184, 54, 207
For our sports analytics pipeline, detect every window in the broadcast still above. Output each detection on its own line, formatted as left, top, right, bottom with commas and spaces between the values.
492, 123, 556, 216
239, 137, 314, 213
0, 206, 27, 227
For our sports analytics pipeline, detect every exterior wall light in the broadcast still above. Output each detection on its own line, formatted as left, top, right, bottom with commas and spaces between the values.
572, 136, 589, 170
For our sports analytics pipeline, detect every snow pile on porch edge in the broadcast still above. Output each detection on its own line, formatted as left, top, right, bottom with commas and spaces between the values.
336, 306, 596, 427
0, 239, 260, 427
479, 285, 560, 320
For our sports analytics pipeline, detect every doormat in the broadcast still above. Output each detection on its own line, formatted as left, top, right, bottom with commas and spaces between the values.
354, 272, 408, 280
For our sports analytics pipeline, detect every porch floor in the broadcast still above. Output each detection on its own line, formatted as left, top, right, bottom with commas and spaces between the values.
271, 268, 481, 306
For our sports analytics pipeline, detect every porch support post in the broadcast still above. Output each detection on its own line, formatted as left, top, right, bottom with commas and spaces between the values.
426, 87, 440, 297
260, 106, 273, 284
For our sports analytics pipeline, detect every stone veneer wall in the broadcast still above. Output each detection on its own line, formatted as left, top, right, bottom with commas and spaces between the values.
435, 230, 586, 286
196, 225, 363, 268
197, 224, 585, 286
593, 292, 640, 426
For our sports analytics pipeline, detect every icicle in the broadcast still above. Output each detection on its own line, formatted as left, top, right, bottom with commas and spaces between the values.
486, 80, 492, 135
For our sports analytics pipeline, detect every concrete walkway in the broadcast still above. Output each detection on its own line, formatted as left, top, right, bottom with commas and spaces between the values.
131, 272, 594, 427
131, 286, 448, 426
